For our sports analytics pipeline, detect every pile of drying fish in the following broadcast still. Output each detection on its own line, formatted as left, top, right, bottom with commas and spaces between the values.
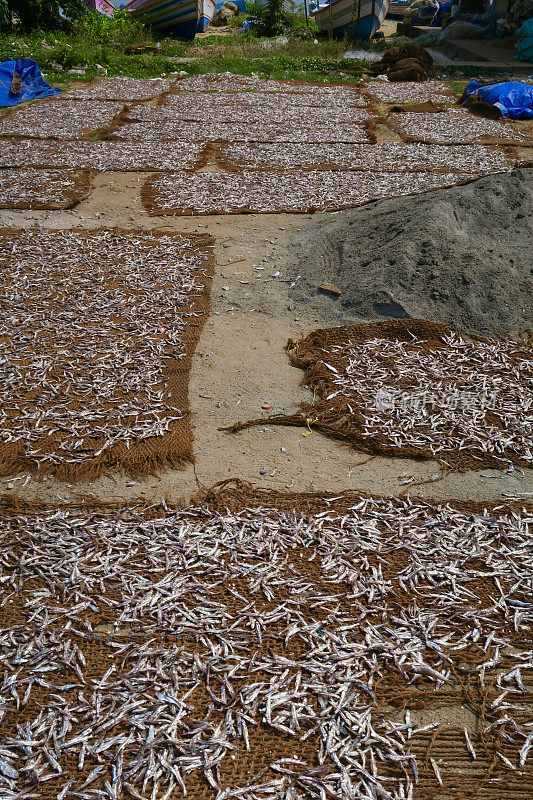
0, 495, 531, 800
362, 80, 455, 104
0, 228, 212, 474
0, 100, 125, 140
220, 142, 514, 173
66, 77, 178, 102
261, 323, 532, 470
0, 168, 92, 209
112, 119, 374, 144
143, 170, 472, 215
0, 141, 204, 172
389, 109, 527, 145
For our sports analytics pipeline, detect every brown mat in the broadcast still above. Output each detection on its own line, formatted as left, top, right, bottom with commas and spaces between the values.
0, 167, 93, 209
0, 139, 208, 172
142, 170, 475, 216
224, 320, 533, 471
0, 228, 214, 480
0, 487, 531, 800
388, 109, 529, 145
0, 98, 126, 140
218, 141, 516, 174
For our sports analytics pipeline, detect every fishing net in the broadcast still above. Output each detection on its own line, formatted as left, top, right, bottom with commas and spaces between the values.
0, 486, 531, 800
224, 320, 533, 471
0, 228, 214, 480
389, 109, 529, 144
142, 170, 474, 216
0, 99, 126, 140
0, 167, 93, 209
218, 141, 516, 174
0, 140, 207, 172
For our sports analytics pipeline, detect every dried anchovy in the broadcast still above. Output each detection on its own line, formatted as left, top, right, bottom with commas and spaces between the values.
220, 141, 515, 174
0, 168, 91, 209
112, 118, 374, 143
144, 169, 474, 215
173, 72, 367, 101
389, 109, 528, 144
0, 228, 211, 466
326, 332, 533, 465
363, 79, 456, 104
0, 497, 531, 800
65, 77, 179, 102
0, 140, 205, 172
0, 99, 125, 140
130, 96, 374, 124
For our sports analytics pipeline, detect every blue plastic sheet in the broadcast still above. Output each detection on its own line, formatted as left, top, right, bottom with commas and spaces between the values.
0, 59, 61, 108
461, 79, 533, 121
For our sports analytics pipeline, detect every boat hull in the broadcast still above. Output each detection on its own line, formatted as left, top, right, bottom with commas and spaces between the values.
314, 0, 390, 40
197, 0, 216, 31
125, 0, 200, 39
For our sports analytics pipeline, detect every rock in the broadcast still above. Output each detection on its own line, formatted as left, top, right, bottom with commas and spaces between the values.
224, 1, 239, 10
95, 64, 108, 76
212, 6, 235, 25
319, 282, 342, 298
51, 61, 63, 72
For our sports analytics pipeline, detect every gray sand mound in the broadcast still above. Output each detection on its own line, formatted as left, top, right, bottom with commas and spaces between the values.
290, 169, 533, 338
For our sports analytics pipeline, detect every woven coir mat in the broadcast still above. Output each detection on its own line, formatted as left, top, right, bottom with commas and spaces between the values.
0, 488, 531, 800
65, 76, 178, 102
0, 98, 126, 140
388, 109, 529, 145
218, 141, 516, 174
0, 139, 208, 172
142, 170, 474, 215
0, 228, 214, 480
225, 320, 533, 471
0, 167, 93, 209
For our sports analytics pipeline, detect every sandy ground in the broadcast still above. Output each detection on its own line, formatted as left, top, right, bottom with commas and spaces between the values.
1, 168, 532, 506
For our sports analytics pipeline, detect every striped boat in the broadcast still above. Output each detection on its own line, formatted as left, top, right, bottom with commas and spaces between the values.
313, 0, 390, 39
198, 0, 216, 31
124, 0, 200, 39
83, 0, 116, 15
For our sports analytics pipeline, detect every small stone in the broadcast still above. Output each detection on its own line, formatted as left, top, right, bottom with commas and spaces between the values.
95, 64, 108, 76
280, 447, 286, 453
319, 282, 342, 298
259, 467, 268, 475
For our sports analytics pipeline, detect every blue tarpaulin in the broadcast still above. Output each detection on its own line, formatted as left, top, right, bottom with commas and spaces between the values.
461, 79, 533, 121
0, 59, 61, 108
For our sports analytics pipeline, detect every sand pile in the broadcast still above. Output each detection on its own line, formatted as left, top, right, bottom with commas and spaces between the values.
290, 169, 533, 338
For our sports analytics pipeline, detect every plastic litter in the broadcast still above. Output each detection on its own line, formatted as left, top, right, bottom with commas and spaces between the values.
0, 59, 61, 108
461, 79, 533, 120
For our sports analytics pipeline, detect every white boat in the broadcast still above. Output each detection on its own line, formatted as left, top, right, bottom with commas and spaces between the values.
313, 0, 390, 40
198, 0, 216, 30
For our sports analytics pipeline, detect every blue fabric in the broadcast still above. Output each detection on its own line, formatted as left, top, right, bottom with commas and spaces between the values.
516, 18, 533, 63
461, 79, 533, 120
431, 1, 451, 26
0, 59, 61, 108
